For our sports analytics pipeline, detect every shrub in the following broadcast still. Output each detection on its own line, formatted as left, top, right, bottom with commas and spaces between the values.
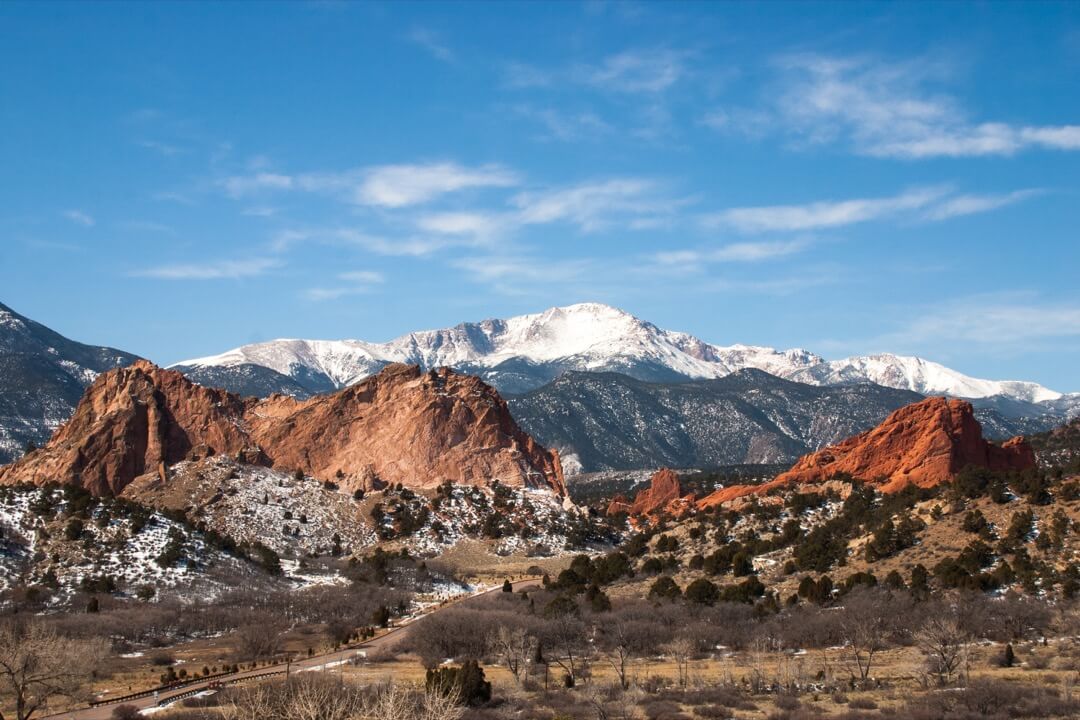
649, 576, 682, 601
426, 658, 492, 705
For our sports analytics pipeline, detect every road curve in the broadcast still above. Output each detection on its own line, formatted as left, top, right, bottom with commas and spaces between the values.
45, 578, 541, 720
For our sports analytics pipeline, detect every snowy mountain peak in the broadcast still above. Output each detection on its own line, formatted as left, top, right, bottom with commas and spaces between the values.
171, 302, 1065, 404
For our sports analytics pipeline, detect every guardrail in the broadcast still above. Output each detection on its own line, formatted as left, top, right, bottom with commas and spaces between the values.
156, 669, 288, 706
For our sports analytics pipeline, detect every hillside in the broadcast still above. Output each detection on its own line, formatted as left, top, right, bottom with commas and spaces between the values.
0, 301, 139, 463
0, 360, 566, 497
505, 369, 1041, 474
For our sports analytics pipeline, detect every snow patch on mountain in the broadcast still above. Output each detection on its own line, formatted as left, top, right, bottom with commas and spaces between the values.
173, 303, 1066, 404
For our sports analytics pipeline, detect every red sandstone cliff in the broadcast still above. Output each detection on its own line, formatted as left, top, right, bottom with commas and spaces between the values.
607, 467, 694, 519
697, 396, 1036, 507
0, 360, 566, 497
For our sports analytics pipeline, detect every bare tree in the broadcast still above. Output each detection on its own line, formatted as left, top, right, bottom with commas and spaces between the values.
541, 610, 589, 688
492, 625, 534, 684
663, 637, 695, 688
836, 588, 892, 685
234, 622, 284, 662
916, 614, 969, 686
0, 622, 107, 720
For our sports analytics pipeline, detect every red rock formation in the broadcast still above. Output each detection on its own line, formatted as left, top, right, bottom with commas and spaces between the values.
0, 361, 566, 497
607, 468, 694, 519
697, 397, 1036, 506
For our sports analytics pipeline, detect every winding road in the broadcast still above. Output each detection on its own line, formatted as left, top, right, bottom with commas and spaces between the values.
44, 578, 541, 720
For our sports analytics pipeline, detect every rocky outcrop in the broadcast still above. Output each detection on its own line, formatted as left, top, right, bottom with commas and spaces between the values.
0, 361, 566, 497
607, 467, 693, 519
697, 397, 1036, 506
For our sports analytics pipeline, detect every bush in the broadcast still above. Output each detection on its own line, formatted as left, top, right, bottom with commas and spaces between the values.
425, 658, 491, 705
111, 705, 143, 720
649, 576, 681, 601
684, 578, 720, 605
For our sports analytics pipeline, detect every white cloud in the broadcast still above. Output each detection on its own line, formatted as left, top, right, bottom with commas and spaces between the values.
221, 173, 294, 198
118, 220, 177, 235
218, 162, 519, 208
655, 240, 808, 267
922, 189, 1042, 221
136, 139, 185, 156
579, 49, 686, 93
304, 270, 384, 301
503, 62, 553, 89
356, 163, 518, 207
752, 54, 1080, 158
285, 227, 462, 259
710, 187, 947, 233
63, 209, 95, 227
416, 211, 505, 240
337, 270, 384, 284
512, 105, 612, 141
133, 257, 279, 280
406, 27, 454, 63
512, 178, 680, 232
864, 295, 1080, 352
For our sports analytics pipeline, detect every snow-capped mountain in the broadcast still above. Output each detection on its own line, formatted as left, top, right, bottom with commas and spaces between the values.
0, 301, 139, 463
172, 302, 1071, 404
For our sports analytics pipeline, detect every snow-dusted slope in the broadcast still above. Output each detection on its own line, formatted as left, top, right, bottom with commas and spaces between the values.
0, 302, 139, 463
172, 302, 1067, 403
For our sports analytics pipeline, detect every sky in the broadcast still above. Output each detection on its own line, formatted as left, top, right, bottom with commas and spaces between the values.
1, 1, 1078, 391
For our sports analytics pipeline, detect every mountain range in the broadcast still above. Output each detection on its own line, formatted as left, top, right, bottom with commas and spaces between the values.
1, 300, 1076, 470
505, 369, 1048, 473
173, 302, 1075, 405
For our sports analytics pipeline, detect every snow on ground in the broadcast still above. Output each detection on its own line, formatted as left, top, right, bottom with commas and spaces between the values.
163, 458, 377, 558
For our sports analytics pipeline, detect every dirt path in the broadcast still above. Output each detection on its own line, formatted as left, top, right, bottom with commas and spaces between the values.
45, 578, 540, 720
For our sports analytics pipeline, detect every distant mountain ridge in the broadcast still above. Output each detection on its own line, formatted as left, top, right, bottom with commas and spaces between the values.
505, 369, 1047, 474
0, 301, 139, 463
172, 303, 1076, 409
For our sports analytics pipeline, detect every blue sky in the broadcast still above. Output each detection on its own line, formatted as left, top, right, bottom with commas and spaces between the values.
1, 1, 1078, 391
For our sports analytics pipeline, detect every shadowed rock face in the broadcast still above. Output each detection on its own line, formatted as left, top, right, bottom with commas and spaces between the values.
697, 397, 1036, 507
0, 360, 566, 497
607, 467, 690, 518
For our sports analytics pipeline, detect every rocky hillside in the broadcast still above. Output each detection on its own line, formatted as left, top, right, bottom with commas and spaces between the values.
0, 360, 566, 498
507, 369, 927, 473
0, 301, 139, 464
698, 397, 1036, 506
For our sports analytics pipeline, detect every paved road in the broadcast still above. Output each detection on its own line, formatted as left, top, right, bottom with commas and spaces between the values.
45, 578, 541, 720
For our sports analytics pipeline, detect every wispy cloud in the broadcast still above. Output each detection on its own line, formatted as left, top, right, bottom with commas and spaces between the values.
766, 54, 1080, 158
277, 227, 467, 258
845, 294, 1080, 359
220, 162, 518, 208
63, 209, 95, 227
406, 27, 455, 63
503, 62, 553, 89
655, 239, 809, 268
415, 211, 506, 241
118, 220, 177, 235
709, 187, 948, 233
304, 269, 384, 301
133, 257, 279, 280
136, 139, 185, 156
577, 49, 687, 93
512, 105, 612, 142
221, 173, 294, 198
512, 178, 684, 232
922, 189, 1043, 221
357, 163, 518, 207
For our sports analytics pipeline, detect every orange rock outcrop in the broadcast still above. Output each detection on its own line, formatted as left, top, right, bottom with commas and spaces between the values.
0, 360, 566, 497
697, 397, 1036, 506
